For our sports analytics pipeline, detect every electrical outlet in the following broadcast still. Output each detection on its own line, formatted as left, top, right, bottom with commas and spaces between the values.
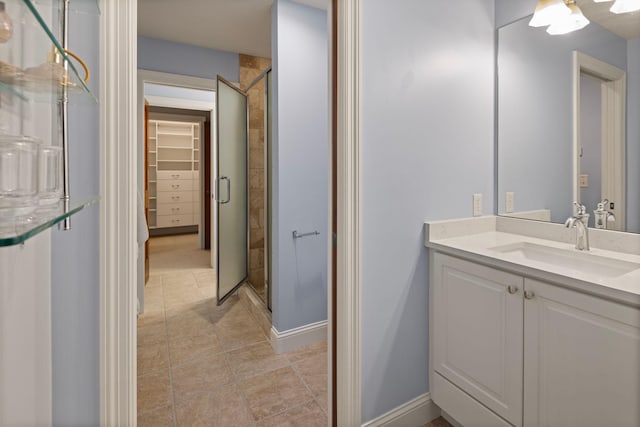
473, 193, 482, 217
506, 192, 514, 213
580, 174, 589, 188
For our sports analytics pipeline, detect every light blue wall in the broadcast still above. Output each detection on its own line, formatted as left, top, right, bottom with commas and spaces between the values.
271, 0, 329, 332
51, 8, 100, 426
498, 19, 627, 222
495, 0, 534, 28
628, 39, 640, 233
144, 83, 216, 103
360, 0, 495, 422
138, 36, 240, 82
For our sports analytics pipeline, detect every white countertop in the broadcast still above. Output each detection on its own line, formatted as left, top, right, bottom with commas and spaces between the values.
425, 216, 640, 307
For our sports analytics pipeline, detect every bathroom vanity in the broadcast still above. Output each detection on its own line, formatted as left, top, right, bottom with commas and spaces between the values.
425, 216, 640, 427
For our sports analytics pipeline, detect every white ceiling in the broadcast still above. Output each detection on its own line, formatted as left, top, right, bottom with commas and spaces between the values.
137, 0, 328, 59
138, 1, 638, 59
577, 0, 640, 40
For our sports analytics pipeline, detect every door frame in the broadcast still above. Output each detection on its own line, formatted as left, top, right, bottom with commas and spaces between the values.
99, 0, 362, 425
572, 51, 626, 228
136, 70, 216, 313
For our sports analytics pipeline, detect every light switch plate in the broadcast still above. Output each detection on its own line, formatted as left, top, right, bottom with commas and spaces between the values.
473, 193, 482, 217
506, 192, 514, 213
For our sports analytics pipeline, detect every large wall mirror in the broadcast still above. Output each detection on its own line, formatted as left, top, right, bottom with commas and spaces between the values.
497, 0, 640, 233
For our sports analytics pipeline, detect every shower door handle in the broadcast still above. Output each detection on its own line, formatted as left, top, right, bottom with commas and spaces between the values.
217, 176, 231, 204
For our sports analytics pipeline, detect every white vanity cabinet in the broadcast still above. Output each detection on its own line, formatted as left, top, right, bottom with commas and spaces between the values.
523, 279, 640, 427
431, 253, 524, 426
430, 252, 640, 427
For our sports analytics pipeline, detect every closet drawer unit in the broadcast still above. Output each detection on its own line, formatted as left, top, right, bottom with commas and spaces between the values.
157, 214, 195, 228
157, 191, 194, 204
158, 179, 194, 193
157, 171, 193, 181
157, 202, 194, 216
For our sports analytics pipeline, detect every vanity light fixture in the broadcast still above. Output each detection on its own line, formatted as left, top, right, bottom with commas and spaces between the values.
610, 0, 640, 13
529, 0, 571, 27
547, 0, 590, 34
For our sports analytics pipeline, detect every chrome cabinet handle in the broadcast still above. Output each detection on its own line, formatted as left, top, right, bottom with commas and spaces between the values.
216, 176, 231, 204
524, 290, 535, 300
507, 285, 519, 294
171, 184, 180, 189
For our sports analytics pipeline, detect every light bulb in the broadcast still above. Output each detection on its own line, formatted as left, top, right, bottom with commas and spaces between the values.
547, 2, 590, 34
0, 1, 13, 43
529, 0, 572, 27
610, 0, 640, 13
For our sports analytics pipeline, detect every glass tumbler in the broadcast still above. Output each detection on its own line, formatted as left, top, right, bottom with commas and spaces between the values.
0, 135, 40, 217
38, 145, 62, 205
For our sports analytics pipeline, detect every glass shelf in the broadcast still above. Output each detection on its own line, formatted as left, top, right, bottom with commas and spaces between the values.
0, 0, 98, 103
0, 197, 98, 246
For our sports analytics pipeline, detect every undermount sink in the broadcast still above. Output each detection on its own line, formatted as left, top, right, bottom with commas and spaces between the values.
489, 242, 640, 279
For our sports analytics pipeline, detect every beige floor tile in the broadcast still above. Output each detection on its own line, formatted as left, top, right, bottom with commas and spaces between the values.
215, 321, 268, 352
285, 341, 327, 364
199, 286, 217, 299
137, 405, 173, 427
137, 370, 172, 414
171, 352, 234, 397
137, 320, 166, 346
166, 310, 216, 340
162, 274, 197, 287
174, 384, 254, 427
227, 341, 290, 381
256, 400, 328, 427
137, 340, 169, 376
291, 353, 327, 400
239, 366, 314, 421
169, 331, 223, 365
164, 289, 208, 310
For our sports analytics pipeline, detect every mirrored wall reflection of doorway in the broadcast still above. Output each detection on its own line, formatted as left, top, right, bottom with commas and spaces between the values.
239, 55, 272, 310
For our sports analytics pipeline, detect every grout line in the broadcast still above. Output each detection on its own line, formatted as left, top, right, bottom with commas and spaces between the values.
161, 275, 179, 427
289, 358, 328, 415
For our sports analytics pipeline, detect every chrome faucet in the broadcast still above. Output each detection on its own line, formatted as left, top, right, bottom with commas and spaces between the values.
593, 199, 616, 230
565, 202, 590, 251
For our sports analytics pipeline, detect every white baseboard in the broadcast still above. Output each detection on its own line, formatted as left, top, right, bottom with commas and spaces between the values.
270, 320, 327, 354
362, 393, 441, 427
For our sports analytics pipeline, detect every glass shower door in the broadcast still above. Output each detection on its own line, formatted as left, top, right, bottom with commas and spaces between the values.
215, 76, 248, 305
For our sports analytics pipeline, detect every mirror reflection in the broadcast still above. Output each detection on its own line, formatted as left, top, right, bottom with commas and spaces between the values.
497, 1, 640, 233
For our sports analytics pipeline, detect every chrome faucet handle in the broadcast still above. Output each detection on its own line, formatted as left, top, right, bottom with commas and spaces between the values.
573, 201, 586, 216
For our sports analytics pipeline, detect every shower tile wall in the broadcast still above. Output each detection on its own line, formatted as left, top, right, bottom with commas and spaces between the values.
239, 54, 271, 302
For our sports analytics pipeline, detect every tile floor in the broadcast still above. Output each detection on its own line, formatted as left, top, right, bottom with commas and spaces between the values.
138, 234, 328, 426
139, 234, 453, 427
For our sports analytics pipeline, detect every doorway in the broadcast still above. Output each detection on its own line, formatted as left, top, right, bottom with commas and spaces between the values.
574, 51, 626, 230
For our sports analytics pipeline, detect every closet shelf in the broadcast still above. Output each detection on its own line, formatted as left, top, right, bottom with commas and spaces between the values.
0, 197, 98, 247
0, 0, 98, 103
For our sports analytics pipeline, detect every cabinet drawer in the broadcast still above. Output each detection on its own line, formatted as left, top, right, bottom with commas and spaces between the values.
157, 191, 193, 204
158, 179, 193, 192
156, 214, 195, 228
157, 171, 194, 181
157, 202, 193, 216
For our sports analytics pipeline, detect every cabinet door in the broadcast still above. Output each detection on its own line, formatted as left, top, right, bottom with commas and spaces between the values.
432, 253, 524, 426
524, 279, 640, 427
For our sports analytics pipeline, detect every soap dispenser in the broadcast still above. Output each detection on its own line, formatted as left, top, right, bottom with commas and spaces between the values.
593, 199, 615, 229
